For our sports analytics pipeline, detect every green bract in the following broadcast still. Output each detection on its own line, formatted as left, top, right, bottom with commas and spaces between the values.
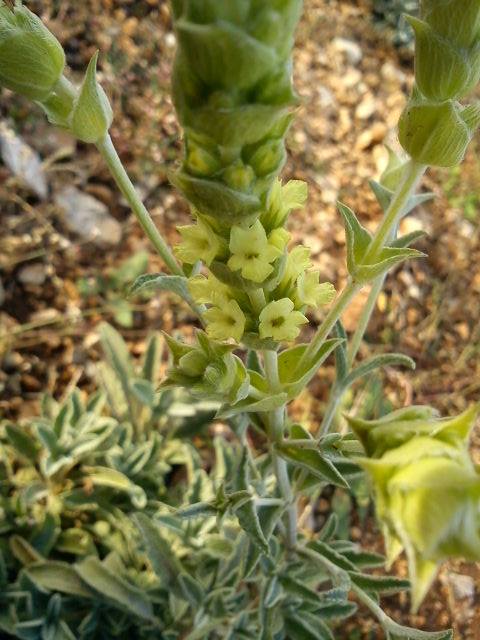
348, 405, 480, 613
0, 3, 65, 101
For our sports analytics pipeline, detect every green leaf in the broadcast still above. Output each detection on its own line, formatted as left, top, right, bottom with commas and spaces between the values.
334, 322, 349, 383
338, 202, 372, 276
216, 393, 288, 419
133, 513, 183, 587
177, 502, 218, 519
10, 536, 43, 567
99, 322, 134, 402
142, 333, 163, 382
355, 247, 426, 283
76, 556, 154, 621
129, 273, 193, 306
178, 573, 205, 607
27, 561, 94, 598
339, 353, 416, 391
369, 179, 434, 215
84, 466, 147, 509
276, 432, 349, 488
233, 498, 270, 555
350, 571, 410, 595
278, 339, 344, 399
5, 423, 38, 461
284, 613, 333, 640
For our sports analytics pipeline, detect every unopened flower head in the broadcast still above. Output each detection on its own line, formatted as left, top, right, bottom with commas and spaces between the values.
348, 405, 480, 613
0, 3, 65, 102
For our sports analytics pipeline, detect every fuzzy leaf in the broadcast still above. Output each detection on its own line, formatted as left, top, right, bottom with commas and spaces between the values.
5, 423, 38, 460
129, 273, 193, 306
76, 556, 154, 620
339, 353, 416, 391
27, 561, 94, 598
216, 393, 288, 419
276, 443, 349, 488
133, 513, 183, 587
350, 571, 410, 595
278, 339, 344, 399
233, 498, 270, 556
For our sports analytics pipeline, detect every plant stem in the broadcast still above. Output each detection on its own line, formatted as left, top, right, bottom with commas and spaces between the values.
349, 160, 427, 366
363, 159, 426, 263
263, 348, 297, 549
97, 134, 183, 277
299, 280, 360, 368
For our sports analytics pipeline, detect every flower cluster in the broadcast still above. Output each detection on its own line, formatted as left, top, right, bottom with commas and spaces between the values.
348, 405, 480, 612
171, 1, 335, 347
399, 0, 480, 166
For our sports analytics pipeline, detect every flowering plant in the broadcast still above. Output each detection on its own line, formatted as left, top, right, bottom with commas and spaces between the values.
1, 0, 480, 638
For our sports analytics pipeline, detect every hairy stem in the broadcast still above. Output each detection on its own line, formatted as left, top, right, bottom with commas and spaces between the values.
363, 159, 426, 263
263, 349, 297, 549
300, 280, 360, 368
97, 134, 183, 277
348, 160, 427, 365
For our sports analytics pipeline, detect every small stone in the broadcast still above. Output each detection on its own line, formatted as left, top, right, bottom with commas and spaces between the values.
355, 95, 376, 120
0, 124, 48, 200
381, 61, 407, 86
448, 573, 475, 601
332, 37, 362, 66
55, 186, 122, 247
18, 263, 47, 286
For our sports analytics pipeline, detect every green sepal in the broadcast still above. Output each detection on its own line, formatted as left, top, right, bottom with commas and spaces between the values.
170, 171, 260, 224
0, 4, 65, 102
70, 51, 113, 144
277, 339, 345, 399
408, 16, 480, 102
422, 0, 480, 48
184, 103, 294, 148
399, 98, 480, 168
175, 20, 277, 91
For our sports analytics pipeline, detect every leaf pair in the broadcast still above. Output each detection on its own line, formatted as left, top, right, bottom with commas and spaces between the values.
338, 202, 425, 284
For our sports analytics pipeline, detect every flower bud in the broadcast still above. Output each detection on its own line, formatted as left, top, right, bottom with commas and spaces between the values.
399, 98, 480, 167
349, 405, 480, 612
248, 139, 286, 177
408, 16, 480, 102
70, 52, 113, 144
223, 160, 255, 192
421, 0, 480, 48
0, 4, 65, 102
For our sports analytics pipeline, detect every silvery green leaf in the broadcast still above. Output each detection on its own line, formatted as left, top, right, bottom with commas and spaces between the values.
184, 620, 223, 640
390, 230, 427, 249
141, 333, 163, 383
130, 379, 155, 407
99, 323, 134, 406
26, 562, 94, 598
233, 498, 270, 555
318, 514, 339, 542
177, 502, 218, 519
350, 572, 410, 595
339, 353, 416, 392
334, 322, 349, 383
216, 393, 288, 419
278, 339, 344, 399
5, 423, 38, 461
369, 180, 434, 215
76, 557, 154, 621
84, 466, 147, 509
178, 573, 205, 607
383, 620, 453, 640
56, 528, 95, 556
276, 443, 348, 489
10, 536, 43, 567
338, 202, 372, 276
284, 613, 333, 640
129, 273, 193, 306
133, 513, 183, 587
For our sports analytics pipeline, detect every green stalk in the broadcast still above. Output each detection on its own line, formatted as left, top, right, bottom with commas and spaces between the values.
318, 160, 427, 435
363, 159, 426, 263
263, 348, 297, 549
348, 160, 427, 365
97, 134, 184, 277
